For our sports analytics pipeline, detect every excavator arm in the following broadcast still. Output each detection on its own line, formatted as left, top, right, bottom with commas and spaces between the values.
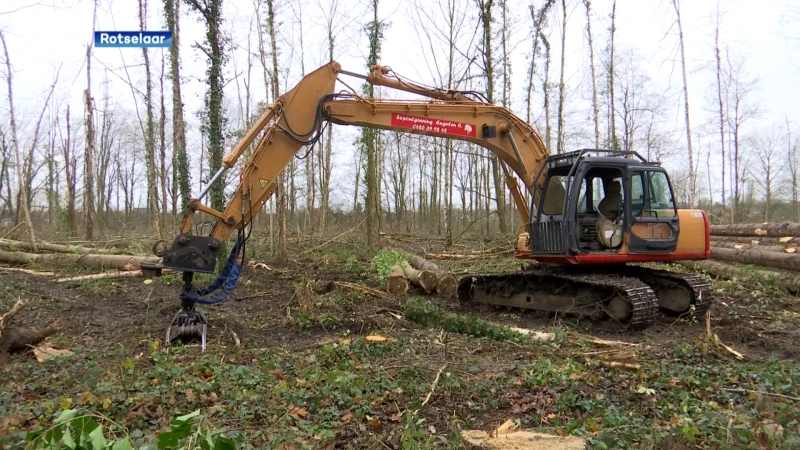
153, 61, 556, 348
175, 61, 552, 249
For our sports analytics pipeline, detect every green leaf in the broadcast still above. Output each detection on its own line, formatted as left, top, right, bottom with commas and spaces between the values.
63, 428, 76, 449
55, 410, 79, 425
111, 437, 136, 450
157, 431, 180, 449
86, 424, 106, 449
172, 410, 201, 425
213, 435, 236, 450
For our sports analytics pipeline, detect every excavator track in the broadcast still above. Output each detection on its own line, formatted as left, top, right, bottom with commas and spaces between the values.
457, 267, 659, 330
622, 266, 713, 317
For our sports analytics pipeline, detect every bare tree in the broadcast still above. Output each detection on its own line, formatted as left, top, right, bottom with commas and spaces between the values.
1, 31, 37, 248
712, 1, 727, 219
555, 0, 567, 154
164, 0, 190, 211
608, 0, 617, 148
671, 0, 696, 207
749, 129, 784, 221
584, 0, 600, 147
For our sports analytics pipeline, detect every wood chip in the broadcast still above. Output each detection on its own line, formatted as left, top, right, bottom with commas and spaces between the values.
33, 345, 74, 362
365, 335, 388, 342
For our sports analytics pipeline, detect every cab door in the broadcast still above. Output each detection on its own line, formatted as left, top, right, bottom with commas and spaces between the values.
626, 168, 679, 253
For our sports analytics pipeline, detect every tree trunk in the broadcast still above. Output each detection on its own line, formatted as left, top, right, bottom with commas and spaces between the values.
714, 2, 726, 219
672, 0, 696, 207
556, 0, 567, 154
164, 0, 190, 211
362, 0, 383, 246
0, 249, 159, 270
139, 0, 159, 235
609, 0, 617, 148
386, 264, 409, 295
402, 264, 437, 293
710, 247, 800, 272
584, 0, 600, 148
710, 223, 800, 237
542, 33, 552, 151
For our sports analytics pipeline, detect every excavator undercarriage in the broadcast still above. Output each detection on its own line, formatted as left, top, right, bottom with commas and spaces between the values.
458, 264, 712, 329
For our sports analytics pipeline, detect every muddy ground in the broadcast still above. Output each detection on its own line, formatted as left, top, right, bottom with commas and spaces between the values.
1, 236, 799, 449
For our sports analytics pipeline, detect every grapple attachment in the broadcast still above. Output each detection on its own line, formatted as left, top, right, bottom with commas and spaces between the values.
165, 306, 208, 352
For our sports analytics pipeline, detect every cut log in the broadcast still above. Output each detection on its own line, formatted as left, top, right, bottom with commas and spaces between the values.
0, 249, 159, 271
408, 254, 440, 272
708, 235, 796, 245
710, 223, 800, 237
402, 264, 437, 293
677, 260, 800, 291
712, 241, 797, 253
710, 247, 800, 272
386, 265, 409, 295
407, 254, 458, 296
0, 238, 124, 255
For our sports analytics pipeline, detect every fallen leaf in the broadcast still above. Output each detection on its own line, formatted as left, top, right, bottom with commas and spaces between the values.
185, 389, 195, 400
365, 335, 387, 342
289, 407, 309, 420
389, 413, 402, 422
33, 345, 74, 362
143, 279, 153, 285
340, 411, 354, 422
366, 417, 381, 431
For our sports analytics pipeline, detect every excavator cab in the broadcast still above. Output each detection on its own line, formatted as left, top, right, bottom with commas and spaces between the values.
525, 149, 683, 263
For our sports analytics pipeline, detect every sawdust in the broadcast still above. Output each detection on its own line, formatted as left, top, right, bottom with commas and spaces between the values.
461, 429, 587, 450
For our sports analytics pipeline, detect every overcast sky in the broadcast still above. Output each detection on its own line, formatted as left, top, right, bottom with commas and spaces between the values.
1, 0, 799, 207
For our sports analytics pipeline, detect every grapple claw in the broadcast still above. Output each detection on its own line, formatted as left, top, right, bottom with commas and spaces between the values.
165, 308, 208, 352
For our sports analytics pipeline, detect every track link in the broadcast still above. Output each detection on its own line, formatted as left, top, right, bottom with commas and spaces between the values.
623, 266, 713, 316
457, 267, 659, 330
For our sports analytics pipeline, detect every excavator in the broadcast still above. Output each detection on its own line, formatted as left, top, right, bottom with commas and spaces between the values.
140, 61, 713, 348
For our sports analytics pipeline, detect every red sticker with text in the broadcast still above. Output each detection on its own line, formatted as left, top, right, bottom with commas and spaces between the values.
391, 113, 477, 138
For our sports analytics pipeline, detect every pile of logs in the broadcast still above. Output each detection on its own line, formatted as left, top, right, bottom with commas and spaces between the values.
384, 254, 457, 297
684, 222, 800, 290
0, 238, 159, 273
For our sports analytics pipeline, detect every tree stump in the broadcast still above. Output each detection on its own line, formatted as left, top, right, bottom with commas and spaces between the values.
0, 300, 61, 365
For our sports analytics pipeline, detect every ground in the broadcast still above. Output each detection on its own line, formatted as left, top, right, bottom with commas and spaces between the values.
0, 233, 799, 449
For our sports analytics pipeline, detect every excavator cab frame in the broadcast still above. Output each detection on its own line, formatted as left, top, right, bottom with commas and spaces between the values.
526, 149, 683, 261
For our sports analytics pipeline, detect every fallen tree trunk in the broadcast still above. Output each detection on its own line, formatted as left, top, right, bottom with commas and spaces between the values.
712, 241, 797, 253
710, 247, 800, 272
386, 265, 409, 295
677, 260, 800, 291
710, 235, 797, 245
402, 264, 437, 293
407, 254, 457, 296
710, 223, 800, 237
0, 249, 160, 271
0, 238, 124, 255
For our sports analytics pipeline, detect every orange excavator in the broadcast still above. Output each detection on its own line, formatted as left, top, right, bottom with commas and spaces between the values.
141, 61, 712, 348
